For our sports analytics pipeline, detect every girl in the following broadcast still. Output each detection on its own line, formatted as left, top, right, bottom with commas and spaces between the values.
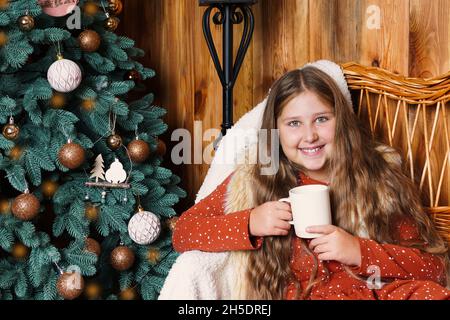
171, 60, 450, 300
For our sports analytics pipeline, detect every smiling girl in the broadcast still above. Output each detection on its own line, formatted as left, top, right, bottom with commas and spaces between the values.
171, 60, 450, 300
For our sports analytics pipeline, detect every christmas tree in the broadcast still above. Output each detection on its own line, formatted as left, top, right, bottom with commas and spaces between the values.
0, 0, 186, 300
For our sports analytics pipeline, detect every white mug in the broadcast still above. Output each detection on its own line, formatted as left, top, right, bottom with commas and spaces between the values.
279, 184, 332, 238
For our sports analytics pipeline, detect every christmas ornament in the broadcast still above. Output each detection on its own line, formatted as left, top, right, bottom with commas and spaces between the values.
81, 98, 95, 111
11, 191, 40, 221
128, 206, 161, 245
127, 139, 150, 163
41, 180, 58, 198
78, 30, 101, 52
124, 69, 141, 82
17, 14, 34, 31
85, 204, 99, 221
12, 243, 29, 260
0, 30, 7, 47
84, 282, 102, 300
89, 154, 105, 182
85, 238, 101, 256
119, 287, 137, 300
0, 198, 10, 214
47, 54, 82, 93
108, 0, 123, 15
83, 1, 98, 16
9, 145, 23, 160
56, 271, 85, 300
58, 140, 85, 169
104, 16, 120, 31
111, 246, 135, 271
105, 158, 127, 183
106, 133, 122, 150
0, 0, 9, 10
147, 247, 160, 264
38, 0, 79, 17
166, 216, 179, 232
156, 139, 167, 156
50, 92, 66, 108
2, 116, 19, 140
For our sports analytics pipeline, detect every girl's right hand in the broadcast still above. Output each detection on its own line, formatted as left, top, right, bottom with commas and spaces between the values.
249, 201, 292, 237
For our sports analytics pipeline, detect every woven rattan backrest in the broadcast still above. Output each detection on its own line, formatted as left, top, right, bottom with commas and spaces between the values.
342, 62, 450, 244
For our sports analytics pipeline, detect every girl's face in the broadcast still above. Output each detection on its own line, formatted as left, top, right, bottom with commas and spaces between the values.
277, 90, 336, 182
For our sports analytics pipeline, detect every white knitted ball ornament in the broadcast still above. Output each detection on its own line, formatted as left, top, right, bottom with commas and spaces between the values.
47, 58, 82, 93
128, 208, 161, 245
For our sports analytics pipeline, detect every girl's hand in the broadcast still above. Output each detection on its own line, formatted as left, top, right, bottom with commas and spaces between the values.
307, 225, 362, 267
249, 201, 292, 237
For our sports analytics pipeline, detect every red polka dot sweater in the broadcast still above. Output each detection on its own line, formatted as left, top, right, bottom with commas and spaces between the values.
173, 172, 450, 300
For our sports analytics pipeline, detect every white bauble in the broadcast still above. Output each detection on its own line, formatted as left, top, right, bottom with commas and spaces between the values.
47, 58, 82, 92
128, 209, 161, 245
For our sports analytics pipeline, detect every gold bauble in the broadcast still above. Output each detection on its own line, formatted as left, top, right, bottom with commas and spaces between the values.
156, 139, 166, 157
56, 272, 85, 300
11, 193, 40, 221
0, 0, 9, 10
58, 142, 85, 169
41, 180, 58, 198
17, 14, 34, 31
83, 1, 98, 16
0, 30, 8, 47
166, 216, 179, 231
104, 16, 120, 31
85, 204, 99, 221
81, 99, 95, 111
119, 287, 137, 300
124, 69, 141, 82
128, 139, 150, 163
0, 198, 11, 214
12, 243, 29, 260
147, 248, 160, 264
106, 134, 122, 150
85, 237, 101, 256
108, 0, 123, 15
50, 92, 66, 109
78, 30, 101, 52
84, 281, 102, 300
110, 246, 135, 271
2, 123, 19, 140
9, 145, 23, 160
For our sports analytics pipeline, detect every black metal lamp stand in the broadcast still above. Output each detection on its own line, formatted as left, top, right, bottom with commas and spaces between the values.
199, 0, 258, 137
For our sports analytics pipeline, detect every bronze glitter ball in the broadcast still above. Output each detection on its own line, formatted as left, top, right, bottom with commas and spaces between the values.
11, 193, 40, 221
110, 246, 135, 271
78, 30, 101, 52
2, 123, 19, 140
17, 14, 34, 31
107, 134, 122, 150
58, 142, 85, 169
85, 238, 101, 256
127, 139, 150, 163
56, 272, 85, 300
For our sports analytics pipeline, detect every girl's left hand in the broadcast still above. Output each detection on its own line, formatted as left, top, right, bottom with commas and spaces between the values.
307, 225, 362, 267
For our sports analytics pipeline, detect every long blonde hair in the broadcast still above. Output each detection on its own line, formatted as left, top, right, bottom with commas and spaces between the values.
245, 67, 449, 299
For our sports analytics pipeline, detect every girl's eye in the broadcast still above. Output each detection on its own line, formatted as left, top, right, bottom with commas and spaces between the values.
288, 120, 301, 127
315, 116, 328, 123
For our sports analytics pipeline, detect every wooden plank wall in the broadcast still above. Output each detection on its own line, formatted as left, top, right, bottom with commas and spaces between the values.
120, 0, 450, 211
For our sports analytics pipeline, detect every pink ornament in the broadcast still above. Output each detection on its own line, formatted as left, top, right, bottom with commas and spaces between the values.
38, 0, 79, 17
